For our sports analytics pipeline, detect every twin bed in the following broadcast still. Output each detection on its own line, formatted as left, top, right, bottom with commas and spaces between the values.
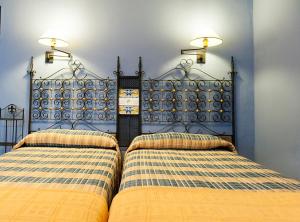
0, 129, 121, 222
109, 133, 300, 222
0, 130, 299, 221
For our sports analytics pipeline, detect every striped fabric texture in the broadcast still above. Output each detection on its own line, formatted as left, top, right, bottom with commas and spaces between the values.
0, 147, 120, 204
0, 188, 109, 222
14, 129, 119, 151
120, 149, 300, 191
127, 132, 236, 153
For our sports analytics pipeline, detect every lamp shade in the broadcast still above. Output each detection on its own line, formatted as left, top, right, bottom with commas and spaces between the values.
38, 37, 69, 48
190, 36, 222, 48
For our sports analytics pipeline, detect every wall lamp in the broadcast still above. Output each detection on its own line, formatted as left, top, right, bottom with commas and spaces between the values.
181, 36, 222, 64
38, 37, 72, 63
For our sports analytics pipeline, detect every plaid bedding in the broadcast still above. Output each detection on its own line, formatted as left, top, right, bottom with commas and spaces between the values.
120, 149, 300, 191
14, 129, 119, 151
127, 132, 236, 152
0, 147, 120, 204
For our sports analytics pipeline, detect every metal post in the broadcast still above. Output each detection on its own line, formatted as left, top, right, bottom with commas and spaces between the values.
15, 119, 18, 144
28, 56, 35, 134
12, 116, 15, 145
138, 56, 143, 135
230, 56, 237, 146
116, 56, 121, 141
21, 109, 24, 138
4, 120, 7, 153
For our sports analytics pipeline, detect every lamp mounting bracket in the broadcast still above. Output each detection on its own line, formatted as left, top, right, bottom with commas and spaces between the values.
181, 48, 206, 64
45, 48, 72, 64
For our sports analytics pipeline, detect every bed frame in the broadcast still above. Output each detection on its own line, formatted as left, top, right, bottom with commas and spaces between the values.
27, 56, 237, 145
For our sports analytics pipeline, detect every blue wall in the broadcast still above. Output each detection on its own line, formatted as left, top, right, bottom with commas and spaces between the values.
253, 0, 300, 179
0, 0, 254, 158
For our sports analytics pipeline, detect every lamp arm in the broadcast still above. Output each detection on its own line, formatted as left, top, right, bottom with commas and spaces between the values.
181, 48, 205, 55
53, 48, 72, 57
45, 48, 72, 63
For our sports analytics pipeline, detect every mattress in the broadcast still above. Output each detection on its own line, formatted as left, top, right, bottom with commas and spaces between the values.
0, 129, 121, 222
109, 133, 300, 222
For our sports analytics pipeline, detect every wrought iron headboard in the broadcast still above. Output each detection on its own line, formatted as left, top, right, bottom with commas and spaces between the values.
27, 56, 237, 145
27, 57, 117, 133
141, 57, 237, 144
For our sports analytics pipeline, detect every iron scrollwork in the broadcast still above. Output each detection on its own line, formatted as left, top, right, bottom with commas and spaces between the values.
30, 59, 117, 132
142, 59, 235, 136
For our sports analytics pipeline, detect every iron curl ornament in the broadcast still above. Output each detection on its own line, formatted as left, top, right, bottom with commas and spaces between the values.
28, 57, 117, 133
141, 58, 236, 143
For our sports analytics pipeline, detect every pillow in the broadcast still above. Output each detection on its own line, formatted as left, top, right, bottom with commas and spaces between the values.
127, 132, 236, 153
13, 129, 119, 152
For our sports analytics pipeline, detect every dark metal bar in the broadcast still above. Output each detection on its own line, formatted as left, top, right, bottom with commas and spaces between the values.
181, 48, 205, 55
230, 56, 237, 146
116, 56, 121, 142
138, 56, 143, 135
4, 120, 7, 153
15, 120, 18, 143
21, 109, 24, 138
117, 56, 120, 74
138, 56, 142, 73
11, 118, 14, 145
28, 56, 35, 134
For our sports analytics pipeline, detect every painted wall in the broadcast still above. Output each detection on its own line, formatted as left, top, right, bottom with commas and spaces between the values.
0, 0, 254, 158
253, 0, 300, 179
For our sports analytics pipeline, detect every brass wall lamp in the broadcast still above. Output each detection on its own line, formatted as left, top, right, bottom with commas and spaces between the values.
181, 35, 223, 64
38, 37, 72, 63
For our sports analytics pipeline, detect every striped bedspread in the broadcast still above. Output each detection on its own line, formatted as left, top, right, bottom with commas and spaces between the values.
110, 133, 300, 222
120, 149, 300, 191
0, 147, 120, 204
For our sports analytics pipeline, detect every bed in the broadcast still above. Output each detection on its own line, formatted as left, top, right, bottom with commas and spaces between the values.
109, 132, 300, 222
0, 129, 121, 222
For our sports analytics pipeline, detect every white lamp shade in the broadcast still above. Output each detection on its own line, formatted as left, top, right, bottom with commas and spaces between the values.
190, 37, 223, 48
38, 29, 69, 48
38, 37, 69, 48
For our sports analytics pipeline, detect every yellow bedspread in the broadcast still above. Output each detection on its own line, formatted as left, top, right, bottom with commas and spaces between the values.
109, 187, 300, 222
0, 187, 108, 222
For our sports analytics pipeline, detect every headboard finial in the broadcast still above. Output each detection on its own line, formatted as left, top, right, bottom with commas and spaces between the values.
136, 56, 144, 77
138, 56, 142, 73
231, 56, 237, 76
117, 56, 120, 73
27, 56, 36, 77
114, 56, 122, 77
